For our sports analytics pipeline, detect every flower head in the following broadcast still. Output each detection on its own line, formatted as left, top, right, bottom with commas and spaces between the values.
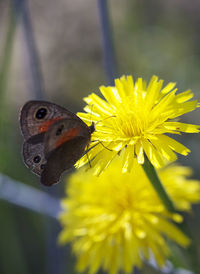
77, 75, 199, 175
59, 159, 200, 274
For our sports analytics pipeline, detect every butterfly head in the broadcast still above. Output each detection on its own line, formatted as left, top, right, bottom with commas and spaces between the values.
89, 122, 95, 134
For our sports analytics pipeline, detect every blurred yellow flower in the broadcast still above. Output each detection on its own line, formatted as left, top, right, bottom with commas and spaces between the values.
59, 159, 200, 274
76, 75, 199, 175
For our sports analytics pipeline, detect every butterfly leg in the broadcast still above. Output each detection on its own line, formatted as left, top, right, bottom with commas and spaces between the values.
91, 140, 113, 151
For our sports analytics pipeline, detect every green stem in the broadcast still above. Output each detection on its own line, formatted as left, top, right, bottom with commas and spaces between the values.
142, 156, 176, 213
0, 5, 17, 102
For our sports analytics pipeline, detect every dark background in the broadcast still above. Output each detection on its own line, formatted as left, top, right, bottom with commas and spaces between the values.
0, 0, 200, 273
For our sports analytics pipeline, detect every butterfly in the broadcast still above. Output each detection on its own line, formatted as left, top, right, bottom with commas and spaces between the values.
19, 100, 95, 186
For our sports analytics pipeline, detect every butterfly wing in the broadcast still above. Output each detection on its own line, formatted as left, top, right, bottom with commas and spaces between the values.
23, 137, 47, 176
44, 118, 90, 155
41, 136, 89, 186
20, 100, 92, 184
20, 100, 82, 177
40, 118, 91, 186
19, 100, 80, 140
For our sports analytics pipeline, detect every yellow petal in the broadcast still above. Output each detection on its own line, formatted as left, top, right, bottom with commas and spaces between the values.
145, 76, 163, 111
159, 135, 190, 155
142, 139, 165, 168
150, 137, 177, 162
151, 90, 176, 119
170, 100, 198, 118
135, 141, 144, 164
100, 86, 122, 106
161, 81, 176, 94
158, 219, 190, 247
163, 122, 200, 133
175, 89, 194, 103
122, 145, 135, 173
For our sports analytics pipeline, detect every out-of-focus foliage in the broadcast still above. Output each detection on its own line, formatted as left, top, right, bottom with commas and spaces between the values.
0, 0, 200, 274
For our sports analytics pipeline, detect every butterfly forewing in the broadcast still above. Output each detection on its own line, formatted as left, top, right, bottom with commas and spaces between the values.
20, 101, 80, 140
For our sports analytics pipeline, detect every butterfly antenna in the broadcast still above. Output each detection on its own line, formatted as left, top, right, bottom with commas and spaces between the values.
88, 111, 116, 153
91, 140, 113, 151
89, 104, 94, 124
88, 103, 116, 126
95, 115, 116, 126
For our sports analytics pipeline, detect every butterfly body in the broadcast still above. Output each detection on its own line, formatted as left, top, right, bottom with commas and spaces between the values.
20, 101, 94, 186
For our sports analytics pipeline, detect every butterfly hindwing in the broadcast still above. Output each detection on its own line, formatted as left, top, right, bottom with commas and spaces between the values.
23, 137, 47, 176
41, 136, 89, 186
44, 118, 90, 156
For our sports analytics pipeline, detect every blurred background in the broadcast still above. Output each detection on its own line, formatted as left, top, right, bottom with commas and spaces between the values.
0, 0, 200, 273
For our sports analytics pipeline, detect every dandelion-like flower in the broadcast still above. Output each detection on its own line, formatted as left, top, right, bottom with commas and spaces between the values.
59, 159, 200, 274
77, 75, 199, 175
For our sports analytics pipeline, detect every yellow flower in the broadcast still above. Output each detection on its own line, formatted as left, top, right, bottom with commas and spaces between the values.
59, 159, 200, 274
76, 75, 199, 175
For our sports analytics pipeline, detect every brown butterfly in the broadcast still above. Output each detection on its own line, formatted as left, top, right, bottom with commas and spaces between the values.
19, 101, 95, 186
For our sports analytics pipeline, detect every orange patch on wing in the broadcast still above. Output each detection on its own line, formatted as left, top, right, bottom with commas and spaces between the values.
56, 127, 80, 147
39, 117, 63, 133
